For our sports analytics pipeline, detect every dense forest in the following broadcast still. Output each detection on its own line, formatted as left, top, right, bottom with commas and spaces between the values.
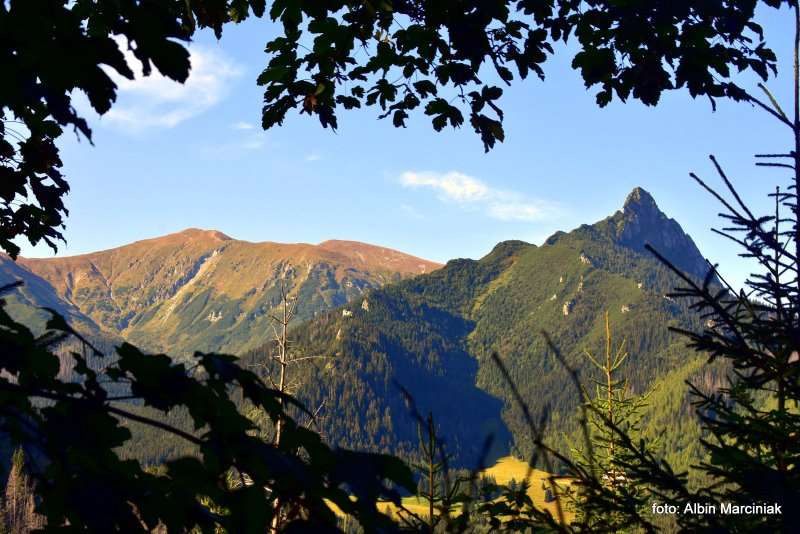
239, 188, 719, 472
111, 188, 721, 487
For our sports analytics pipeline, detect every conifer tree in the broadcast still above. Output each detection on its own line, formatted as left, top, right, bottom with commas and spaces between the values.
568, 312, 651, 532
2, 449, 42, 534
393, 412, 461, 532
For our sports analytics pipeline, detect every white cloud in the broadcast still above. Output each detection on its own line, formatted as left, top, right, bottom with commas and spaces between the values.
233, 121, 256, 130
399, 170, 556, 222
400, 171, 489, 203
102, 41, 242, 131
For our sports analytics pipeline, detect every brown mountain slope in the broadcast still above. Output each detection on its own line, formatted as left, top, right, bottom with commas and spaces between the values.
317, 240, 439, 274
17, 229, 441, 357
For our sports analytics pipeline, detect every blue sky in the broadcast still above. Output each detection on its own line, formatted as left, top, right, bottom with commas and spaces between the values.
16, 6, 797, 290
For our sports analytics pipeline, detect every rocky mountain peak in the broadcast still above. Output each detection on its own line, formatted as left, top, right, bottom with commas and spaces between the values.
610, 187, 713, 281
617, 187, 673, 244
622, 187, 659, 216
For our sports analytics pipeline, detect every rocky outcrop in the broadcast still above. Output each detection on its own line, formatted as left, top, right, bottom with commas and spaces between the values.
610, 187, 713, 282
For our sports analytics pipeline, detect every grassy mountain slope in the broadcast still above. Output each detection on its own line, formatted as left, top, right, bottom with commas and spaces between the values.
16, 229, 441, 357
0, 255, 122, 385
0, 256, 103, 338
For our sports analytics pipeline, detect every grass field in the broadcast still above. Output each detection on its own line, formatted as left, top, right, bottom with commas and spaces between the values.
330, 455, 575, 525
482, 456, 573, 522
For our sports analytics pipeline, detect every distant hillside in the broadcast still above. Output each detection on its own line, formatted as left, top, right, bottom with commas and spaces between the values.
6, 229, 441, 357
241, 187, 716, 469
0, 256, 103, 338
0, 256, 122, 384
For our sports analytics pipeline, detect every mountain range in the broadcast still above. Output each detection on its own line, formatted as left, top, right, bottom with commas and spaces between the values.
1, 188, 718, 473
0, 229, 440, 357
236, 187, 717, 469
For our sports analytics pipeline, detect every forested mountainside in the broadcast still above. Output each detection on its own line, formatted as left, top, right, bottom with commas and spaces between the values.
0, 229, 440, 358
6, 188, 720, 477
237, 188, 719, 471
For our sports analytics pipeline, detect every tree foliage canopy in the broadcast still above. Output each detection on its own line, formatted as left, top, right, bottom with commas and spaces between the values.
0, 0, 788, 256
